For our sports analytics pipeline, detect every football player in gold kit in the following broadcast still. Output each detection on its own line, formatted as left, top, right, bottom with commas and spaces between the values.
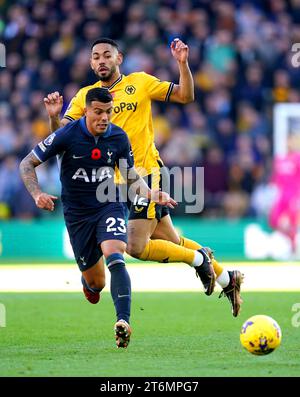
44, 38, 243, 316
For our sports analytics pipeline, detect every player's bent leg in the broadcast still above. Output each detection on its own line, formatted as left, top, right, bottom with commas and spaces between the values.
128, 218, 195, 263
128, 219, 215, 295
101, 239, 127, 258
150, 215, 215, 295
101, 240, 132, 348
127, 217, 198, 264
153, 214, 245, 303
81, 257, 106, 304
151, 214, 180, 244
153, 214, 225, 278
180, 237, 224, 276
126, 218, 158, 258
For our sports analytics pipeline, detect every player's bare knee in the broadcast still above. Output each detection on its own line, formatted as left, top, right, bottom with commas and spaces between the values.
127, 227, 148, 258
89, 279, 105, 291
126, 241, 146, 258
101, 241, 126, 258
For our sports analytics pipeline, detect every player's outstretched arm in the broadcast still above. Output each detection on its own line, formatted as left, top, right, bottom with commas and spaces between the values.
44, 91, 70, 132
169, 38, 194, 104
19, 152, 58, 211
148, 189, 177, 209
126, 168, 177, 209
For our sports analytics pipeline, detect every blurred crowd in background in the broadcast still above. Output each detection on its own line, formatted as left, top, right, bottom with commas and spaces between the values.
0, 0, 300, 220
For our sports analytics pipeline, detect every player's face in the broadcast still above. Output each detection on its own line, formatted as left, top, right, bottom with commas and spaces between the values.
85, 101, 113, 136
90, 44, 123, 82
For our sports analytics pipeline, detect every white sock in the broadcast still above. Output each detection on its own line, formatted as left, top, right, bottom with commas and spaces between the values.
191, 250, 204, 267
216, 270, 230, 288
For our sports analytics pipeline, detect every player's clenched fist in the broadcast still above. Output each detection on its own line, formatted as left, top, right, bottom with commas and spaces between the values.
44, 91, 63, 117
34, 192, 58, 211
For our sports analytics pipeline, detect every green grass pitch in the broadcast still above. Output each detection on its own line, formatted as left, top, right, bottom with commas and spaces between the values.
0, 290, 300, 377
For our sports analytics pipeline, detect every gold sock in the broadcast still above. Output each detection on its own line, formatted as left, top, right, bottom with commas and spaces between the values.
180, 236, 224, 277
140, 239, 195, 265
179, 236, 201, 250
210, 258, 223, 277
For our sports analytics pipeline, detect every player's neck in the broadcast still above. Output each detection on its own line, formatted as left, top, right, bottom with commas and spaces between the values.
100, 71, 121, 88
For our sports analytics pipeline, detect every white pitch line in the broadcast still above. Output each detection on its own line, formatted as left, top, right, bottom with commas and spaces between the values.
0, 264, 299, 292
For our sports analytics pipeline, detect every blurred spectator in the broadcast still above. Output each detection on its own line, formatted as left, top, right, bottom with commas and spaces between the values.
236, 102, 269, 138
202, 145, 228, 217
0, 156, 22, 218
235, 63, 266, 110
222, 191, 250, 219
272, 69, 291, 103
205, 29, 236, 74
213, 117, 236, 157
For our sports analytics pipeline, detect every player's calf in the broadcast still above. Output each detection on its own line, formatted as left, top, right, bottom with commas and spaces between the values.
105, 252, 132, 346
81, 276, 103, 304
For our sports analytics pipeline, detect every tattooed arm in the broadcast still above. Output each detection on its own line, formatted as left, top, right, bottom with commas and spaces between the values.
19, 152, 58, 211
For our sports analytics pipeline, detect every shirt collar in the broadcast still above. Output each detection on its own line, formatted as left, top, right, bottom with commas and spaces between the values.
100, 74, 123, 90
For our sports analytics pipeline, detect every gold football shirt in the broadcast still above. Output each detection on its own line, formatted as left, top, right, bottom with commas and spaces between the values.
64, 72, 174, 177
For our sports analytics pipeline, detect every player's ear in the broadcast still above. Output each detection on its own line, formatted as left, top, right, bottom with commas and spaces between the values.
117, 52, 123, 66
90, 57, 95, 71
83, 107, 87, 115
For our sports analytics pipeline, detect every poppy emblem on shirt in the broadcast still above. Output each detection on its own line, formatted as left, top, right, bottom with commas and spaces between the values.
91, 148, 101, 160
125, 85, 136, 95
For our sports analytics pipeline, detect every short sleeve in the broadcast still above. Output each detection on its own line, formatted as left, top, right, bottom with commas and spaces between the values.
63, 89, 85, 121
32, 127, 68, 163
142, 72, 174, 102
118, 135, 134, 170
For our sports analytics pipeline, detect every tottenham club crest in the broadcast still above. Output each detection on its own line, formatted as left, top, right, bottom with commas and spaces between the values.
107, 149, 113, 163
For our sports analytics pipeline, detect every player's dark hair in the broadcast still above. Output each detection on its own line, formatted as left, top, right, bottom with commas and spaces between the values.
91, 38, 119, 51
86, 88, 113, 104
